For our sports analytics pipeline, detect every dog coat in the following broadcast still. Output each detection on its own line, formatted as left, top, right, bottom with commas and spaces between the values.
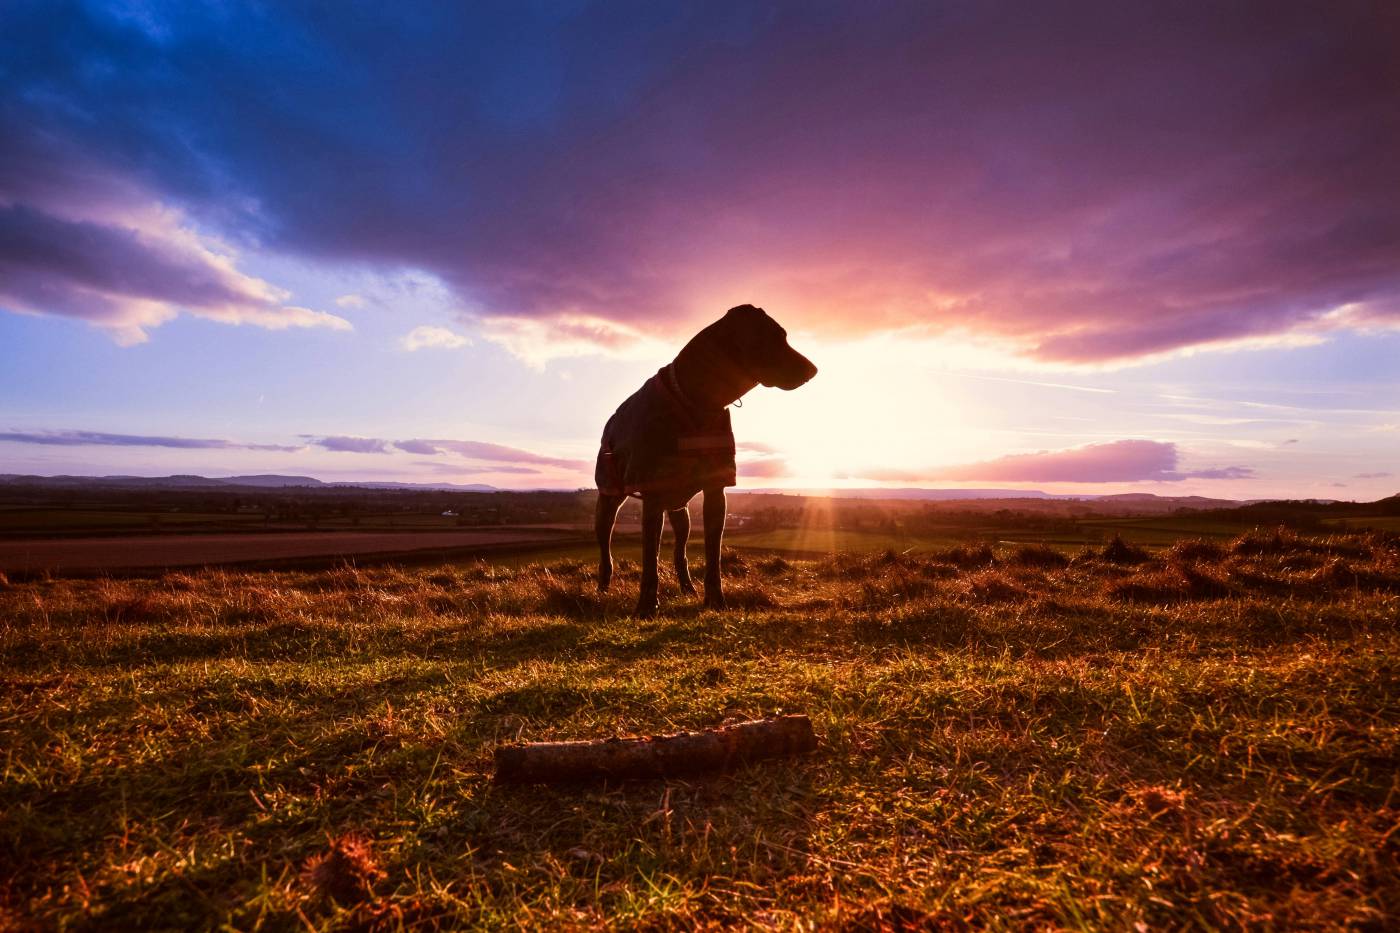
595, 364, 737, 498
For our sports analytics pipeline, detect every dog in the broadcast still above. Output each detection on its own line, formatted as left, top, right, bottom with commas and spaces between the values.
595, 304, 817, 616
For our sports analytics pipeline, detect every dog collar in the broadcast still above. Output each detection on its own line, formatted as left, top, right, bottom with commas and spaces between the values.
658, 363, 720, 427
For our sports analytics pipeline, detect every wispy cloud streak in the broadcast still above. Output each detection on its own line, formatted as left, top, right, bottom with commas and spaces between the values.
397, 439, 588, 471
849, 440, 1254, 484
0, 429, 301, 452
310, 436, 587, 471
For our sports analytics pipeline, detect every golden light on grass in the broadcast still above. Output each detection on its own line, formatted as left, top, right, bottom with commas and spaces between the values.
4, 529, 1397, 926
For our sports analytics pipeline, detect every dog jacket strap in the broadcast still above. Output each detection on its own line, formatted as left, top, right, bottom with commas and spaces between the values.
676, 434, 734, 451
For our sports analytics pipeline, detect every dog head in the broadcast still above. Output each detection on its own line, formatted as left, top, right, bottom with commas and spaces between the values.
720, 304, 818, 390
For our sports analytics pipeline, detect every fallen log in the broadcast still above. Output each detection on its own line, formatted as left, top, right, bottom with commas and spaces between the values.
493, 714, 817, 783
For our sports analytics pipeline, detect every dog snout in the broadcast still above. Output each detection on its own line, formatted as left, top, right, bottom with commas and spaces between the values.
789, 349, 817, 387
771, 350, 817, 390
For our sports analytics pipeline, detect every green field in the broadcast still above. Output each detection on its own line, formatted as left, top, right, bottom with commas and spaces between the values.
711, 516, 1250, 557
0, 508, 269, 532
1325, 516, 1400, 532
0, 508, 529, 537
3, 529, 1398, 928
723, 527, 961, 554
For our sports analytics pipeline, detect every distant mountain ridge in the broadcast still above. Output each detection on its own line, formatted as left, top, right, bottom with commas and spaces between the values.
742, 486, 1070, 500
0, 473, 498, 492
2, 475, 1387, 508
739, 487, 1247, 507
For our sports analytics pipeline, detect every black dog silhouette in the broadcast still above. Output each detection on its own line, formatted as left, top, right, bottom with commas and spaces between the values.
595, 304, 817, 616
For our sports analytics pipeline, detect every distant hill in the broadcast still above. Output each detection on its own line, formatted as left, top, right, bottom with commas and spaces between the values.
739, 488, 1248, 508
0, 473, 497, 492
741, 487, 1069, 500
326, 481, 498, 492
221, 474, 326, 487
0, 473, 234, 488
1092, 493, 1244, 510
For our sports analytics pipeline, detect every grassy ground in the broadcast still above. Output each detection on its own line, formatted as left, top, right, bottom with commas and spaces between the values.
2, 530, 1398, 929
727, 515, 1260, 558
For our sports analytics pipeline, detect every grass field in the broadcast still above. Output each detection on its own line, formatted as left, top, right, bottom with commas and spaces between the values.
727, 512, 1308, 558
2, 530, 1399, 929
0, 528, 584, 576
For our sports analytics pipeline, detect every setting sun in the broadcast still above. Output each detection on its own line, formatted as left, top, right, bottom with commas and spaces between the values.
737, 336, 973, 485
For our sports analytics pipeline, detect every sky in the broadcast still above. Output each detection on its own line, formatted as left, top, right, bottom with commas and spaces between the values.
2, 0, 1398, 500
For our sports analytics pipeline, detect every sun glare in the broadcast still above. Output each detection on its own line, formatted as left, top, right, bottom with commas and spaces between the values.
739, 335, 1000, 486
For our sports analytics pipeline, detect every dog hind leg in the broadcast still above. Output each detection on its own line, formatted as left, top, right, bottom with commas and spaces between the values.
668, 506, 695, 595
595, 492, 624, 593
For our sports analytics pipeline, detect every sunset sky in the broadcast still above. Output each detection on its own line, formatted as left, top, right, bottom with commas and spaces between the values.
2, 2, 1398, 499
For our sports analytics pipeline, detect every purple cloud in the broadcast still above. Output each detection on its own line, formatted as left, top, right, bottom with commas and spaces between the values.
1, 4, 1396, 361
398, 439, 587, 471
0, 429, 300, 452
314, 436, 586, 470
410, 461, 540, 476
0, 203, 351, 344
393, 440, 442, 456
852, 440, 1254, 484
739, 456, 791, 479
312, 436, 391, 454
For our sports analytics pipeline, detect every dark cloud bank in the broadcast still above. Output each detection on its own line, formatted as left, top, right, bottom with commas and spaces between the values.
2, 2, 1398, 360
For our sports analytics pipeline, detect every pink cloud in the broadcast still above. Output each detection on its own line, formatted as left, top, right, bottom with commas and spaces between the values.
309, 436, 586, 470
397, 439, 587, 471
0, 429, 301, 452
739, 456, 791, 479
851, 440, 1254, 484
313, 436, 389, 454
0, 203, 351, 344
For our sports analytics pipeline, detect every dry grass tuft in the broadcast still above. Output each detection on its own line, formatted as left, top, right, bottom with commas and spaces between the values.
843, 901, 947, 931
1132, 784, 1187, 818
961, 567, 1028, 603
759, 555, 793, 576
1100, 534, 1152, 564
1009, 544, 1070, 569
304, 834, 386, 906
935, 543, 996, 568
1109, 563, 1231, 602
1230, 526, 1309, 557
1168, 538, 1226, 563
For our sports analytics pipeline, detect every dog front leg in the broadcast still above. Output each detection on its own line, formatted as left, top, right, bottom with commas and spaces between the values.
636, 497, 665, 617
702, 486, 727, 609
595, 493, 624, 593
668, 506, 695, 595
